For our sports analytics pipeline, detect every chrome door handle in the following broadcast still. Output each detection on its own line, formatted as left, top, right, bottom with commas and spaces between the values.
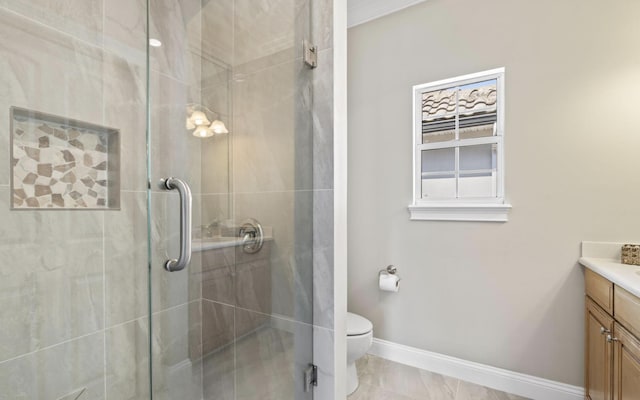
163, 177, 192, 272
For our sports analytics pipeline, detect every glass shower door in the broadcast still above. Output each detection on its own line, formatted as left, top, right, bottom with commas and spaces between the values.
146, 1, 318, 399
0, 0, 328, 397
146, 2, 206, 399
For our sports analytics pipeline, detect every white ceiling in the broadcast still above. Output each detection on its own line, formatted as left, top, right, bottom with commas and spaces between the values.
347, 0, 428, 28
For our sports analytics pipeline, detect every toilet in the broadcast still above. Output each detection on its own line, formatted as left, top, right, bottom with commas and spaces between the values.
346, 312, 373, 395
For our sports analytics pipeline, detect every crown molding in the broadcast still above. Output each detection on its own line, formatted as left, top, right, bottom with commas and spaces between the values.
347, 0, 428, 28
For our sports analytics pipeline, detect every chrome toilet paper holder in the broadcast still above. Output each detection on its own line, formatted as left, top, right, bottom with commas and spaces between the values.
379, 265, 401, 280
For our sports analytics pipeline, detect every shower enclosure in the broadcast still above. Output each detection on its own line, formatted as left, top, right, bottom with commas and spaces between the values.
0, 0, 335, 399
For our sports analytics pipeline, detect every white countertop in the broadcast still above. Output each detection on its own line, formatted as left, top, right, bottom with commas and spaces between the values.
580, 241, 640, 298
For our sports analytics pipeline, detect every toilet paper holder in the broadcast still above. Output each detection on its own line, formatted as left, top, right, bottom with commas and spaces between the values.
379, 265, 400, 280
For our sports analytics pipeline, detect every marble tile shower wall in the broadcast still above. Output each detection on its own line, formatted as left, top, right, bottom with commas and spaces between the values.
229, 0, 335, 324
0, 0, 204, 399
0, 1, 134, 399
198, 0, 335, 399
0, 1, 333, 400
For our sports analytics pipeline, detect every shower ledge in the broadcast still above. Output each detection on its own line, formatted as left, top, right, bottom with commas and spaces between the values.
192, 230, 273, 252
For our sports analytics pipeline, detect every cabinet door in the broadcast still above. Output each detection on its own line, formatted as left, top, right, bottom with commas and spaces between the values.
586, 298, 614, 400
612, 322, 640, 400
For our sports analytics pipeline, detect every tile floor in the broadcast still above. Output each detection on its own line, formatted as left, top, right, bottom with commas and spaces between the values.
350, 354, 530, 400
203, 323, 301, 400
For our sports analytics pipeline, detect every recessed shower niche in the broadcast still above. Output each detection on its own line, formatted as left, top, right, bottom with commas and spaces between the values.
10, 107, 120, 209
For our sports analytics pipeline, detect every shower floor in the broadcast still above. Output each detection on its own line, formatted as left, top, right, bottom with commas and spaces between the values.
202, 323, 297, 400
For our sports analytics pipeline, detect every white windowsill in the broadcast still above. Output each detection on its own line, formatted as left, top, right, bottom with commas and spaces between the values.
408, 203, 512, 222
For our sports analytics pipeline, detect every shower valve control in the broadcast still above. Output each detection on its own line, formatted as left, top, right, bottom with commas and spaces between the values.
239, 218, 264, 254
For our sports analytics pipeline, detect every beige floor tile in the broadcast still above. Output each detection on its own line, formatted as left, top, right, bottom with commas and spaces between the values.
356, 355, 458, 399
353, 355, 529, 400
455, 380, 530, 400
349, 382, 417, 400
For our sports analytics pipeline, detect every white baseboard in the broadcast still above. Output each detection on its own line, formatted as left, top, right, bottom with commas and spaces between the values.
369, 338, 584, 400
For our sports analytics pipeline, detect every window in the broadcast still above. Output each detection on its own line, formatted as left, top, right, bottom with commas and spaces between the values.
408, 68, 511, 221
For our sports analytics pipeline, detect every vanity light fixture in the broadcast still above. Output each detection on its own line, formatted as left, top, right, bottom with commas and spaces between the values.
186, 104, 229, 138
209, 119, 229, 134
189, 111, 210, 127
193, 125, 214, 138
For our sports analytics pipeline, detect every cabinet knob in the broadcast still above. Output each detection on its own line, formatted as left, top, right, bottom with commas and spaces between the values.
606, 334, 619, 343
600, 327, 611, 335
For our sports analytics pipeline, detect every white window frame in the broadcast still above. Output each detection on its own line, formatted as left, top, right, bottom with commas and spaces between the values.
408, 68, 512, 222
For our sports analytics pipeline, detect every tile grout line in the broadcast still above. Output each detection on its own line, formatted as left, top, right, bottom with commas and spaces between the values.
230, 188, 334, 195
0, 295, 159, 366
101, 0, 107, 393
102, 185, 107, 398
199, 8, 204, 400
0, 3, 143, 69
232, 2, 238, 398
0, 330, 105, 366
0, 5, 100, 51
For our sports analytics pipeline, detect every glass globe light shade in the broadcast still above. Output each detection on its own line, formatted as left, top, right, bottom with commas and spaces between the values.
210, 120, 229, 134
193, 125, 213, 138
190, 111, 210, 126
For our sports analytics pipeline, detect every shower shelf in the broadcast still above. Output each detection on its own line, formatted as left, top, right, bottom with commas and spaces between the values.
10, 107, 120, 210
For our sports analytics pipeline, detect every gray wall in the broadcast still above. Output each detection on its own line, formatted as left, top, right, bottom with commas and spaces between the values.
347, 0, 640, 386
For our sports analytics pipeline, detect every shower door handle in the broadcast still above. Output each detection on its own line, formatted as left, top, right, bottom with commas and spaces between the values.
163, 177, 192, 272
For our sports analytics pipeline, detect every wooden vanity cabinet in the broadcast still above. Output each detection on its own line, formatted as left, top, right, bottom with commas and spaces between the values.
586, 269, 613, 315
586, 298, 614, 400
585, 270, 640, 400
612, 322, 640, 400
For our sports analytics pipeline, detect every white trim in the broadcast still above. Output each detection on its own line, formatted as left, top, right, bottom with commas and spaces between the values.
412, 68, 508, 221
347, 0, 429, 28
408, 203, 512, 222
418, 135, 500, 150
413, 68, 505, 93
369, 338, 584, 400
496, 71, 506, 200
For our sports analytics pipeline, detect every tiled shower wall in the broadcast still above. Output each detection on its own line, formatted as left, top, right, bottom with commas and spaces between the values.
198, 0, 335, 399
0, 0, 333, 399
0, 0, 150, 398
0, 0, 207, 398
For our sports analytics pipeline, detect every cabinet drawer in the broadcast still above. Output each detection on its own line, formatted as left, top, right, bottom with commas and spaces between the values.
586, 268, 614, 315
614, 286, 640, 339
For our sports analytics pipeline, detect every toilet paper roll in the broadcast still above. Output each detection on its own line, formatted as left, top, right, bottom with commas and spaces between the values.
379, 273, 400, 292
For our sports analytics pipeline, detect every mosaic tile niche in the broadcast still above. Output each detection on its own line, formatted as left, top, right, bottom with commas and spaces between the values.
11, 107, 120, 209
